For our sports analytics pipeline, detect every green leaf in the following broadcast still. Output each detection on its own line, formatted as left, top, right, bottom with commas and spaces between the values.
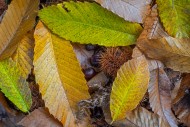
0, 59, 32, 112
39, 1, 142, 47
157, 0, 190, 38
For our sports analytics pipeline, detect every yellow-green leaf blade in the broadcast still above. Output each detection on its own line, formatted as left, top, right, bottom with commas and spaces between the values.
39, 1, 142, 47
110, 55, 149, 121
0, 0, 39, 60
34, 21, 90, 126
0, 59, 32, 112
157, 0, 190, 38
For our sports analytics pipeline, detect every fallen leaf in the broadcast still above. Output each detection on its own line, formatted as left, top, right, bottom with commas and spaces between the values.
39, 1, 142, 46
138, 4, 168, 40
18, 108, 62, 127
87, 72, 109, 93
12, 31, 34, 79
0, 0, 39, 60
110, 55, 149, 121
0, 59, 32, 112
148, 62, 178, 127
164, 68, 181, 102
173, 74, 190, 104
72, 44, 93, 70
137, 37, 190, 73
125, 107, 167, 127
96, 0, 151, 23
173, 93, 190, 127
0, 92, 16, 115
34, 21, 90, 126
157, 0, 190, 38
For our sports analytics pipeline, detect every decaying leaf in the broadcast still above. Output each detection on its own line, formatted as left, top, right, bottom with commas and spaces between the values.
18, 108, 62, 127
173, 93, 190, 127
138, 5, 168, 40
87, 72, 109, 93
110, 55, 149, 121
103, 103, 166, 127
12, 31, 34, 79
0, 91, 16, 115
148, 61, 178, 127
157, 0, 190, 38
0, 0, 7, 16
0, 59, 32, 112
0, 0, 39, 60
39, 1, 142, 47
173, 74, 190, 105
34, 21, 90, 126
137, 37, 190, 73
164, 68, 181, 102
95, 0, 151, 23
72, 44, 93, 70
125, 107, 167, 127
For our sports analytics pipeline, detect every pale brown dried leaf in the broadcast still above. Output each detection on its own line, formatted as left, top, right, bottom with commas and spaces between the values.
125, 107, 167, 127
137, 37, 190, 73
148, 63, 178, 127
95, 0, 151, 23
138, 5, 168, 40
18, 108, 62, 127
132, 47, 143, 58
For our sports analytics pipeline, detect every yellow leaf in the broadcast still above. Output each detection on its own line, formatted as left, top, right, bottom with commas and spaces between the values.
34, 21, 90, 126
12, 31, 34, 78
110, 55, 149, 121
0, 0, 39, 60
